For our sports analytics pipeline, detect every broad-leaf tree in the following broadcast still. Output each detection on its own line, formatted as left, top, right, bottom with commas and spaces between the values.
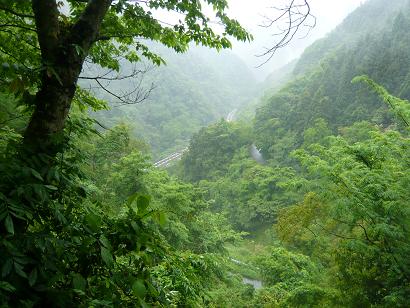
0, 0, 251, 157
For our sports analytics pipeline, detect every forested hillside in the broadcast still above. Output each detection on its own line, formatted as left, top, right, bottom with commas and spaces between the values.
178, 0, 410, 306
293, 0, 409, 75
255, 0, 410, 163
237, 60, 297, 121
1, 0, 410, 307
239, 0, 410, 126
92, 46, 257, 157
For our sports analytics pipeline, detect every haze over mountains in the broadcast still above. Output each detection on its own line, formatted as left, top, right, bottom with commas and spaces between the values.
91, 46, 258, 157
175, 1, 410, 305
90, 0, 410, 161
2, 0, 410, 306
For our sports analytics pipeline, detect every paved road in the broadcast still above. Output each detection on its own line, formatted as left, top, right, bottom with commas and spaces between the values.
230, 258, 263, 289
153, 109, 265, 167
153, 147, 188, 168
153, 110, 238, 168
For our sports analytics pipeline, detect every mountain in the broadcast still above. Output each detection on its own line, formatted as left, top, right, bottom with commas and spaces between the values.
177, 1, 410, 305
90, 45, 258, 158
294, 0, 409, 75
254, 0, 410, 162
237, 60, 298, 121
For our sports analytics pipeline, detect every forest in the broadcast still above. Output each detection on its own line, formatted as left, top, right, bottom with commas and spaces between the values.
0, 0, 410, 307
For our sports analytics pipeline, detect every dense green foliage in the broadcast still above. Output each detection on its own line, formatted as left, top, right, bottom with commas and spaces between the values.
293, 0, 409, 75
180, 77, 410, 307
0, 104, 243, 306
0, 0, 253, 306
255, 6, 410, 164
176, 0, 410, 305
181, 120, 252, 182
1, 0, 410, 306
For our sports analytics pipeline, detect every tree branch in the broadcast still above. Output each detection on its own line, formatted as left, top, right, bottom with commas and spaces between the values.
79, 62, 155, 106
92, 78, 155, 106
0, 6, 34, 19
69, 0, 113, 56
257, 0, 315, 66
0, 28, 40, 50
0, 24, 37, 32
79, 67, 150, 81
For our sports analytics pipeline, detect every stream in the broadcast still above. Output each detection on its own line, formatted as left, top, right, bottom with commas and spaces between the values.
243, 277, 263, 289
230, 258, 263, 290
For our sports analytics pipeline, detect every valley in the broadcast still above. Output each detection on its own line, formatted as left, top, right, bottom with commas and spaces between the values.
1, 0, 410, 306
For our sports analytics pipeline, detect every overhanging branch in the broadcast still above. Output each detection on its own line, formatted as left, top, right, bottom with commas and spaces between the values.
79, 62, 155, 106
257, 0, 315, 67
32, 0, 60, 62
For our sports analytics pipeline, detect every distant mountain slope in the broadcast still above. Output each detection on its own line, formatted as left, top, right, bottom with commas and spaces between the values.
239, 0, 408, 121
294, 0, 409, 75
92, 46, 257, 157
254, 0, 410, 162
237, 60, 297, 121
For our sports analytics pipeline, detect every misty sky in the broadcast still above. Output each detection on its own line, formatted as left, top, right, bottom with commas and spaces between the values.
63, 0, 365, 80
227, 0, 364, 79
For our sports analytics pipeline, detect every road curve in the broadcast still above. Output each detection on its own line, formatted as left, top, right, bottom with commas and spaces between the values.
153, 109, 266, 167
153, 148, 188, 168
153, 110, 239, 168
226, 109, 237, 122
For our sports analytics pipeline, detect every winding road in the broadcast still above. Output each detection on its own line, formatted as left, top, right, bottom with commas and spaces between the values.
153, 110, 238, 168
153, 112, 265, 289
153, 108, 265, 167
153, 148, 188, 168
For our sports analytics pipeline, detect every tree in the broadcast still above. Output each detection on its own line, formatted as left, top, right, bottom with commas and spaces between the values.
257, 0, 315, 66
0, 0, 251, 158
0, 0, 317, 158
277, 78, 410, 306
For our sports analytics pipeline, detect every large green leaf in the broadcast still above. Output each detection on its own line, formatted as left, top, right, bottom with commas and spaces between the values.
28, 268, 38, 287
0, 281, 16, 292
4, 215, 14, 235
72, 273, 86, 291
101, 247, 114, 267
99, 235, 112, 250
137, 195, 150, 216
132, 279, 146, 298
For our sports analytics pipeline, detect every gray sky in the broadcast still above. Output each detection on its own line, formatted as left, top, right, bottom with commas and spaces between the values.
65, 0, 364, 80
128, 0, 364, 79
226, 0, 364, 79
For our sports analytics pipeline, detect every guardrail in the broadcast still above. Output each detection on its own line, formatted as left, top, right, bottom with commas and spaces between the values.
153, 147, 188, 168
153, 109, 240, 168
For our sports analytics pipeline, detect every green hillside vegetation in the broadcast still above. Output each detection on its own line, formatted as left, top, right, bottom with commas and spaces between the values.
1, 0, 410, 306
181, 74, 410, 306
255, 8, 410, 164
177, 0, 410, 305
293, 0, 409, 75
92, 46, 257, 157
237, 60, 297, 122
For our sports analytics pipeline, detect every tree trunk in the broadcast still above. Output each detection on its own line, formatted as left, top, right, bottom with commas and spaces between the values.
23, 0, 112, 158
23, 60, 82, 156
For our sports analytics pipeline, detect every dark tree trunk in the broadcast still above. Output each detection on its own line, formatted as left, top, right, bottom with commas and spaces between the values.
23, 56, 82, 156
23, 0, 112, 157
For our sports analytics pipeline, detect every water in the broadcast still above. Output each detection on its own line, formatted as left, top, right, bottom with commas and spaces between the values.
250, 144, 266, 164
229, 258, 263, 289
243, 277, 263, 290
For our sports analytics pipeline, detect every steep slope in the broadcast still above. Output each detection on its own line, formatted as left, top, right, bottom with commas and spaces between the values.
294, 0, 409, 75
237, 60, 297, 121
176, 1, 410, 306
92, 46, 257, 157
254, 0, 410, 162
